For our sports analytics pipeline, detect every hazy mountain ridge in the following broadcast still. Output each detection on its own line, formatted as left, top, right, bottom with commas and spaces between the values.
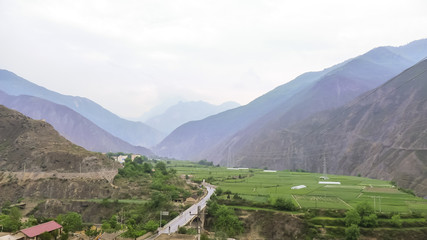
0, 70, 164, 147
156, 39, 427, 161
0, 91, 153, 155
145, 100, 240, 134
206, 46, 420, 165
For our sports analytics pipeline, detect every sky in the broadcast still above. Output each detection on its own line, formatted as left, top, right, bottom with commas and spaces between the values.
0, 0, 426, 120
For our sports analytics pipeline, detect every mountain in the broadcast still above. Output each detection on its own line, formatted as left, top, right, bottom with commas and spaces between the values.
145, 101, 240, 134
156, 39, 427, 161
0, 104, 117, 172
0, 91, 153, 155
231, 58, 427, 196
0, 71, 164, 147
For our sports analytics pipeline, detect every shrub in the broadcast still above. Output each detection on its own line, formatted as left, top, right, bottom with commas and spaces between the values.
274, 197, 298, 211
361, 213, 378, 228
345, 224, 360, 240
345, 209, 361, 226
391, 214, 402, 228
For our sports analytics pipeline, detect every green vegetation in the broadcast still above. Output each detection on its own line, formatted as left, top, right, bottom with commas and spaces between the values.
206, 196, 244, 238
56, 212, 83, 233
345, 224, 360, 240
165, 160, 427, 239
0, 206, 21, 232
169, 160, 427, 213
110, 158, 193, 238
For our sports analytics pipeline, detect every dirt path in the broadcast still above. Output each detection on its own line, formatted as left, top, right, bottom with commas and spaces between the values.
8, 170, 118, 183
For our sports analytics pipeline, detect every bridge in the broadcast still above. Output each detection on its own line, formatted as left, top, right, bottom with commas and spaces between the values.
152, 184, 215, 238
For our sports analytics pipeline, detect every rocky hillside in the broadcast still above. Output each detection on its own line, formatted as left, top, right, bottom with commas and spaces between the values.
0, 105, 116, 172
0, 91, 153, 155
232, 59, 427, 196
0, 71, 164, 147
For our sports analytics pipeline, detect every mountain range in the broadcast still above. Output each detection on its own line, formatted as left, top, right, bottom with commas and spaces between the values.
0, 90, 153, 155
156, 39, 427, 164
0, 70, 164, 147
237, 58, 427, 196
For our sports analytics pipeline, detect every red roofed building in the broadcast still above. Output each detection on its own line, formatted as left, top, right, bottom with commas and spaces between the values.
20, 221, 62, 240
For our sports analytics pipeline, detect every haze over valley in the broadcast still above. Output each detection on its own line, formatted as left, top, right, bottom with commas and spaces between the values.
1, 1, 427, 239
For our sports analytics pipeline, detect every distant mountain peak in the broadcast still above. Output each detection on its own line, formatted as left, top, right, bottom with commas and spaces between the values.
145, 100, 240, 134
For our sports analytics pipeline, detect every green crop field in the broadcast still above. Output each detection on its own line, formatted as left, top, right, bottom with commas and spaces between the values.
167, 161, 427, 213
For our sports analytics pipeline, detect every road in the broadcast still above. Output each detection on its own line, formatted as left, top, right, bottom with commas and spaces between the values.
156, 184, 216, 236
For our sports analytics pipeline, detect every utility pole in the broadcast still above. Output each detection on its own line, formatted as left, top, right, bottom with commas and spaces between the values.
190, 205, 205, 239
323, 154, 327, 177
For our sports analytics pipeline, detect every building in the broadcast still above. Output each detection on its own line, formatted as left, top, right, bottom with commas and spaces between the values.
20, 221, 62, 240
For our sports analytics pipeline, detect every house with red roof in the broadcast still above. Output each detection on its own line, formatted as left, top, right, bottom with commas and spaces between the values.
20, 221, 62, 240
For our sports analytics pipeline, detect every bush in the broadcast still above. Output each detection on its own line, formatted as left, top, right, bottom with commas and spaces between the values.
274, 197, 298, 211
345, 224, 360, 240
178, 226, 187, 234
361, 213, 378, 228
391, 214, 402, 228
345, 209, 361, 226
144, 220, 159, 232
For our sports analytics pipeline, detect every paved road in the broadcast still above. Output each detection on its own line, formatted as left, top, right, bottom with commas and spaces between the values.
157, 184, 215, 236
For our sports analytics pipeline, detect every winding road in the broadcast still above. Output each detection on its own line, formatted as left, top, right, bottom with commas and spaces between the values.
156, 184, 215, 237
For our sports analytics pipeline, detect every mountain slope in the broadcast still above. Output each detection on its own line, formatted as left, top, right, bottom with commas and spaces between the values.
145, 101, 240, 134
156, 39, 427, 161
0, 104, 117, 172
207, 45, 421, 165
236, 58, 427, 196
0, 91, 153, 155
0, 71, 164, 147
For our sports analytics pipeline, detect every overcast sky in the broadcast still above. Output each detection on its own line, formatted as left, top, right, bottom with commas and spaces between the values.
1, 0, 426, 119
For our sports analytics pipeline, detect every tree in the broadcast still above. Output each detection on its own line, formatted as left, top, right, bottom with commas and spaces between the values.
356, 202, 377, 227
57, 212, 83, 233
144, 220, 158, 232
361, 213, 378, 228
149, 192, 168, 209
215, 188, 223, 196
213, 205, 243, 237
345, 209, 361, 226
142, 162, 153, 173
345, 224, 360, 240
0, 207, 21, 232
134, 156, 144, 164
108, 215, 119, 230
274, 197, 297, 211
155, 162, 168, 175
356, 202, 374, 217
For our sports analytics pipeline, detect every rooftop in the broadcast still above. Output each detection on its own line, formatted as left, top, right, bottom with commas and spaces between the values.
21, 221, 62, 238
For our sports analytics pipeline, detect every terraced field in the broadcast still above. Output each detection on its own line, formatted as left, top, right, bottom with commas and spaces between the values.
169, 161, 427, 213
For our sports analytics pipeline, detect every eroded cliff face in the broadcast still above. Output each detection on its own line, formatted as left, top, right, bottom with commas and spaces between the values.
0, 172, 118, 203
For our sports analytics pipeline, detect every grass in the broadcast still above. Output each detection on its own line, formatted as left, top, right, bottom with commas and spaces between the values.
167, 160, 427, 213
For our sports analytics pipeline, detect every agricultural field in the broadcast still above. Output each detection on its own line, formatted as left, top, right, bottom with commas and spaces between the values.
167, 161, 427, 213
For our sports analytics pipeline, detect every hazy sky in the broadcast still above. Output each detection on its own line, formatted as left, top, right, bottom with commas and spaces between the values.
1, 0, 426, 119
